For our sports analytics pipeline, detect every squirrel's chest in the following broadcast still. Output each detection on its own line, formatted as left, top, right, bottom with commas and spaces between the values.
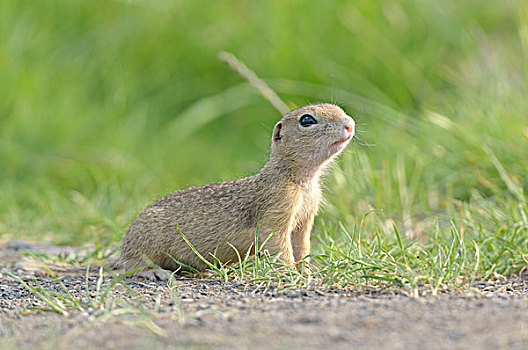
292, 185, 321, 221
256, 181, 321, 232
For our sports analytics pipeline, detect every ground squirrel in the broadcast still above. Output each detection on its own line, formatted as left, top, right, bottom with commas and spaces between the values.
116, 103, 355, 279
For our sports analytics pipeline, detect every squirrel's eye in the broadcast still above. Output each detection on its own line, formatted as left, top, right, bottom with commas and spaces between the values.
299, 114, 317, 127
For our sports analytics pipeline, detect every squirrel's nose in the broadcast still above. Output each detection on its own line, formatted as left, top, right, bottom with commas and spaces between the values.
344, 123, 354, 134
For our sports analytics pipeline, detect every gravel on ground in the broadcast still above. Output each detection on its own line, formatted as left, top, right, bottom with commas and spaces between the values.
1, 241, 527, 350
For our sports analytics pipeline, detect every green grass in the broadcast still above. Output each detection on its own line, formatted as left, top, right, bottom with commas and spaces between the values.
174, 190, 526, 295
0, 0, 527, 291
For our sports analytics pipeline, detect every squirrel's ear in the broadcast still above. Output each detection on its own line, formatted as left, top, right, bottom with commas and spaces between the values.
272, 122, 283, 146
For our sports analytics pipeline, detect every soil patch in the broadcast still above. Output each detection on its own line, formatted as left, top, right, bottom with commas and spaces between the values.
1, 242, 527, 349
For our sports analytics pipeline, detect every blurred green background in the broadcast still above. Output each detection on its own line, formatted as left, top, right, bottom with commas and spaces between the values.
1, 0, 526, 246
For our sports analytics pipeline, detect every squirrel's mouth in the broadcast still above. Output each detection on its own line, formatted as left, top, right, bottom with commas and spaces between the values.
332, 134, 353, 146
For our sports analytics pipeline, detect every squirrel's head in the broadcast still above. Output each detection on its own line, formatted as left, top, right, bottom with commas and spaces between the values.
270, 103, 355, 174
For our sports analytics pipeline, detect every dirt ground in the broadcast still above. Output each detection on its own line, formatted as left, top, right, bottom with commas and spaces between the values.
1, 241, 527, 350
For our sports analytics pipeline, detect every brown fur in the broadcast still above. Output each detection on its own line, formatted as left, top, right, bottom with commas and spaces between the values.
116, 103, 355, 278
